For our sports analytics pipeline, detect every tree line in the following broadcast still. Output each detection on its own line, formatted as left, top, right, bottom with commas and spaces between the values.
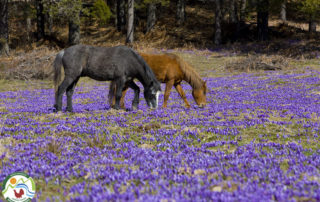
0, 0, 319, 56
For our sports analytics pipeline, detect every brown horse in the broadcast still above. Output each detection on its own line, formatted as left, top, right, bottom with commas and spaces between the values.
109, 52, 207, 108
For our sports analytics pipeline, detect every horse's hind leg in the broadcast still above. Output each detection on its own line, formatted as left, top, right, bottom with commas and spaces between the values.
55, 76, 76, 112
109, 81, 128, 109
66, 77, 80, 112
174, 83, 190, 108
127, 81, 140, 110
108, 81, 116, 107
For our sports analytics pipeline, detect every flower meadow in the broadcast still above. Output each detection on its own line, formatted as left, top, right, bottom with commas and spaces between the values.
0, 70, 320, 201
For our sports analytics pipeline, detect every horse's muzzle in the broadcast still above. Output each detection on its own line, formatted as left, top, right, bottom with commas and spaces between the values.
148, 102, 157, 109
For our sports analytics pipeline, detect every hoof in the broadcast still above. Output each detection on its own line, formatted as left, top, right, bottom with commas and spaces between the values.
53, 104, 62, 112
66, 106, 73, 112
53, 108, 61, 113
132, 101, 139, 109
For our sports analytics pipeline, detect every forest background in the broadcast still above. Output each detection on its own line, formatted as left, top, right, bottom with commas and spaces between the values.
0, 0, 319, 79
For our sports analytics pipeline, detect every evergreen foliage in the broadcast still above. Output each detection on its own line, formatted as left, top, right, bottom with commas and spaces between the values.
49, 0, 87, 25
300, 0, 320, 20
91, 0, 112, 26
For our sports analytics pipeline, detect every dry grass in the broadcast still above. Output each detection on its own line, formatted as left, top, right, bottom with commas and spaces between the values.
269, 19, 320, 32
0, 43, 316, 84
0, 46, 56, 80
225, 54, 289, 72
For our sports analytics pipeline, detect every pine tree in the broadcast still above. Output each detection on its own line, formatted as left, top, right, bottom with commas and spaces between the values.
144, 0, 169, 32
177, 0, 185, 25
117, 0, 126, 32
257, 0, 269, 41
229, 0, 237, 24
280, 0, 286, 22
49, 0, 85, 45
0, 0, 9, 55
91, 0, 112, 26
300, 0, 320, 33
126, 0, 134, 43
214, 0, 223, 45
36, 0, 45, 41
146, 3, 157, 32
239, 0, 246, 23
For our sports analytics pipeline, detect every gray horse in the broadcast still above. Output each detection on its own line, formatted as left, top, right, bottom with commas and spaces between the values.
53, 44, 161, 112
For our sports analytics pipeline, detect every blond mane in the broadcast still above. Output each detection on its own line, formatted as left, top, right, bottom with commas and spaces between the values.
165, 53, 204, 89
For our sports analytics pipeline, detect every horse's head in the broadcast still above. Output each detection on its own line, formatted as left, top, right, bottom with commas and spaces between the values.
192, 81, 207, 108
144, 80, 161, 109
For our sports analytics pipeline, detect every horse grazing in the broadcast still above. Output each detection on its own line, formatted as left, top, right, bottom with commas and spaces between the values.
53, 45, 161, 112
109, 53, 207, 108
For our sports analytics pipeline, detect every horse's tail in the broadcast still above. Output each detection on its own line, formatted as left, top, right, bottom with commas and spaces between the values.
53, 50, 64, 93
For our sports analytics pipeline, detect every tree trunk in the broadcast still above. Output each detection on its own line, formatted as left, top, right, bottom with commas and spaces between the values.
176, 0, 185, 25
0, 0, 9, 56
68, 15, 80, 46
47, 15, 53, 36
146, 3, 156, 32
280, 0, 286, 22
114, 0, 117, 27
26, 17, 31, 44
23, 3, 32, 45
257, 0, 269, 41
309, 20, 317, 33
239, 0, 246, 23
117, 0, 126, 32
47, 5, 53, 37
126, 0, 134, 44
229, 0, 237, 24
214, 0, 222, 45
36, 0, 45, 41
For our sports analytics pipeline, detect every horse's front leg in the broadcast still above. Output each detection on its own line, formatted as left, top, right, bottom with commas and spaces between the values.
127, 81, 140, 110
163, 80, 174, 108
174, 83, 190, 108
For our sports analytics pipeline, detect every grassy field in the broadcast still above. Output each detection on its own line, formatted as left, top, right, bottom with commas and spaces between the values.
1, 50, 320, 201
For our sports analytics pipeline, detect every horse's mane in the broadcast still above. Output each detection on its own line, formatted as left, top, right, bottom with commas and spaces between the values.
165, 53, 204, 89
130, 49, 158, 86
144, 60, 156, 82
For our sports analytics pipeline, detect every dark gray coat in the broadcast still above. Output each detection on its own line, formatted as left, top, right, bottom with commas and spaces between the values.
53, 45, 161, 112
